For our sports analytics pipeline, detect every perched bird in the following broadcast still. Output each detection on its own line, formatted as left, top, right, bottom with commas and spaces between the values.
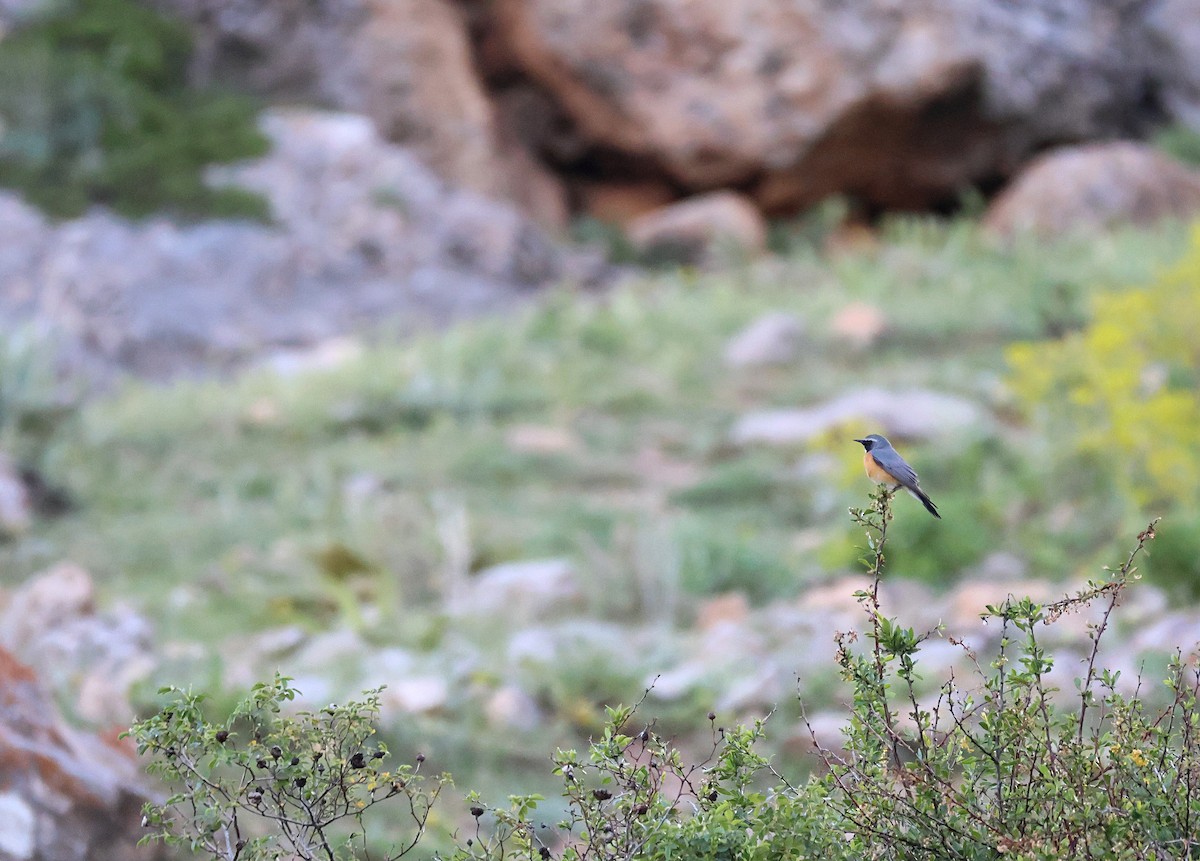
854, 434, 940, 519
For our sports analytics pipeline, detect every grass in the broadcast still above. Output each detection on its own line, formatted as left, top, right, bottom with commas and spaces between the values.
2, 215, 1193, 799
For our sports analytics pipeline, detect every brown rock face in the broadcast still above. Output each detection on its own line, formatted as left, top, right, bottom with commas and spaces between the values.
161, 0, 1200, 226
162, 0, 569, 227
983, 142, 1200, 239
0, 647, 162, 861
488, 0, 1160, 211
355, 0, 498, 194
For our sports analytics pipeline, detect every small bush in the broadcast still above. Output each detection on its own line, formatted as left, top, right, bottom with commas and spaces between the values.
128, 676, 448, 860
0, 0, 268, 219
811, 489, 1193, 858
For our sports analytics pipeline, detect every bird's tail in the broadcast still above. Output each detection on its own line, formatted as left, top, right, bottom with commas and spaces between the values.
907, 487, 941, 519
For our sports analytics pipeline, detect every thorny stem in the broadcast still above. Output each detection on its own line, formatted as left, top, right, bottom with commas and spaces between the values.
1076, 518, 1159, 743
851, 485, 902, 772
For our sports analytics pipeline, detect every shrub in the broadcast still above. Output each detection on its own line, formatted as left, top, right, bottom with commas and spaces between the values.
449, 707, 838, 861
0, 0, 268, 219
128, 677, 448, 861
133, 489, 1200, 860
810, 489, 1194, 858
1006, 229, 1200, 511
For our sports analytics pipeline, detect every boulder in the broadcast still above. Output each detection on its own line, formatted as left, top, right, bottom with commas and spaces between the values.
489, 0, 1171, 212
723, 312, 805, 368
0, 647, 162, 861
731, 388, 985, 447
984, 142, 1200, 239
627, 191, 768, 264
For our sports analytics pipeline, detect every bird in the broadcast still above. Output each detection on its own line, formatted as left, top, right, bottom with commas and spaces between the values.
853, 434, 940, 519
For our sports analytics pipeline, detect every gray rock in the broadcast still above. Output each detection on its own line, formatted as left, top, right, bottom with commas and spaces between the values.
966, 551, 1029, 583
379, 676, 450, 717
1130, 612, 1200, 656
731, 388, 985, 447
450, 558, 581, 621
716, 664, 787, 713
795, 711, 851, 758
484, 684, 543, 730
0, 109, 585, 383
0, 791, 35, 860
650, 660, 711, 701
290, 627, 370, 672
507, 619, 627, 662
723, 312, 806, 368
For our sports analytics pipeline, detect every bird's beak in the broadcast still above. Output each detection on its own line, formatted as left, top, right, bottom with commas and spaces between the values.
853, 438, 868, 445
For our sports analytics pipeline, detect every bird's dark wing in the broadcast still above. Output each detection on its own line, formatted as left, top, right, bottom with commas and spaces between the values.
870, 447, 921, 490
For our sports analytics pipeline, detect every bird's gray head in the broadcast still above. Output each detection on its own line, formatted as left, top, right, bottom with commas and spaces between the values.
853, 433, 890, 452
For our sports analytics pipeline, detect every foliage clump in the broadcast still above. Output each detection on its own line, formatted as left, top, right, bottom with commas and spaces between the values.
129, 678, 447, 860
0, 0, 268, 219
1007, 227, 1200, 593
822, 490, 1193, 858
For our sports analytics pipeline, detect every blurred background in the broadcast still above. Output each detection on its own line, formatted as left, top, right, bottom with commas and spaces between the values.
1, 0, 1200, 856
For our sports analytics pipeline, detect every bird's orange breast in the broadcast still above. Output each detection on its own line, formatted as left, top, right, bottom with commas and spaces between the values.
864, 452, 900, 486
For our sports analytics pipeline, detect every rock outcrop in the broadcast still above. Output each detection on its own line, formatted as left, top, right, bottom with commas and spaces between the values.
486, 0, 1174, 212
0, 109, 591, 381
158, 0, 1200, 222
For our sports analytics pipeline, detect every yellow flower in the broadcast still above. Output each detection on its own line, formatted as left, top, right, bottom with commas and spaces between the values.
1129, 749, 1148, 768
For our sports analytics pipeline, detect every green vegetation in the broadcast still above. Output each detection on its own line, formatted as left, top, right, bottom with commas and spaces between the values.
0, 0, 268, 219
0, 326, 77, 470
7, 214, 1199, 805
133, 491, 1198, 859
1007, 226, 1200, 596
